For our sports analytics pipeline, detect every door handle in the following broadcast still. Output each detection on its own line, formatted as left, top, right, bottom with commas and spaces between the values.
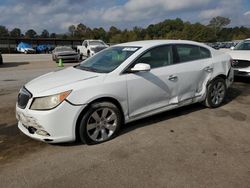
204, 66, 213, 73
168, 75, 178, 81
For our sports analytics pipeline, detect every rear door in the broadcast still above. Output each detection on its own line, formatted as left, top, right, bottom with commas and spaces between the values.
173, 44, 213, 102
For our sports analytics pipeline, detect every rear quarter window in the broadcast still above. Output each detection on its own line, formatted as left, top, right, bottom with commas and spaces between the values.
200, 47, 211, 59
175, 44, 211, 63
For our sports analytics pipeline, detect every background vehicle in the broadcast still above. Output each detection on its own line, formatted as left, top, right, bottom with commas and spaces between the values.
0, 51, 3, 65
16, 40, 233, 144
227, 39, 250, 77
16, 42, 36, 54
52, 46, 80, 63
77, 40, 108, 58
36, 44, 53, 54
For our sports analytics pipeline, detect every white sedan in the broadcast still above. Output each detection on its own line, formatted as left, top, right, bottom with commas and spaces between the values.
228, 39, 250, 77
16, 40, 234, 144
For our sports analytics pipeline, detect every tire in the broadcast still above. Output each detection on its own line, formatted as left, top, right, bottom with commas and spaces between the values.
204, 78, 227, 108
79, 102, 122, 145
79, 54, 83, 61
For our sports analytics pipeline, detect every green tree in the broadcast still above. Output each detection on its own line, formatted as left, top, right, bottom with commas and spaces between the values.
40, 29, 49, 38
92, 27, 106, 41
50, 33, 56, 38
68, 25, 76, 37
25, 29, 37, 38
208, 16, 231, 36
75, 23, 88, 38
10, 28, 22, 37
0, 25, 9, 37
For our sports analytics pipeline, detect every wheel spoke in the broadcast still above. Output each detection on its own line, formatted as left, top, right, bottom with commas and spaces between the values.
91, 111, 101, 122
217, 82, 222, 89
102, 108, 109, 118
107, 113, 116, 122
101, 129, 108, 140
90, 129, 100, 140
212, 96, 216, 104
105, 123, 116, 131
211, 91, 215, 97
87, 123, 97, 131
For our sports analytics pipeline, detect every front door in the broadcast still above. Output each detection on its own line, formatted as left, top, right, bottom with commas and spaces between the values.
126, 45, 179, 118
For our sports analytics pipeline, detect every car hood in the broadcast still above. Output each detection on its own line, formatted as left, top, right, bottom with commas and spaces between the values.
25, 67, 101, 96
227, 50, 250, 61
90, 45, 108, 48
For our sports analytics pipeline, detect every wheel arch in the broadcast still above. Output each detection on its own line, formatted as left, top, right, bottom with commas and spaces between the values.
75, 97, 125, 141
207, 74, 227, 87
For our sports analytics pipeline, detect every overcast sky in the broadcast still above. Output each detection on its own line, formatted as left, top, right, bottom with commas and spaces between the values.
1, 0, 250, 34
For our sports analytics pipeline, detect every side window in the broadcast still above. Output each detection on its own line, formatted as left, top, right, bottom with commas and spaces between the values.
176, 44, 201, 62
175, 44, 211, 63
200, 47, 211, 59
134, 45, 173, 69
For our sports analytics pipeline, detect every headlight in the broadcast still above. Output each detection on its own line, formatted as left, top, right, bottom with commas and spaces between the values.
30, 90, 71, 110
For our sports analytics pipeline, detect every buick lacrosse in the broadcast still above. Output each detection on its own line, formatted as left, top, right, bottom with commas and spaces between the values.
16, 40, 234, 144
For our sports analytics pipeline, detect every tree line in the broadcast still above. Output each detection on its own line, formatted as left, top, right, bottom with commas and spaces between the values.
0, 16, 249, 43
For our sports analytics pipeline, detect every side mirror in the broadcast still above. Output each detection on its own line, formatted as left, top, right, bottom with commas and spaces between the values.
130, 63, 151, 72
230, 46, 235, 50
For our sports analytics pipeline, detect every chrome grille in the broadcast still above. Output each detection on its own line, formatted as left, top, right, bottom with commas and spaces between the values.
232, 60, 250, 68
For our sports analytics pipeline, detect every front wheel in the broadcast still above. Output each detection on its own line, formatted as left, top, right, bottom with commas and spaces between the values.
79, 102, 122, 145
204, 78, 227, 108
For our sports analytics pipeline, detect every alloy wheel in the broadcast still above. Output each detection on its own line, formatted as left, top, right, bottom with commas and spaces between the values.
210, 81, 226, 105
86, 108, 118, 142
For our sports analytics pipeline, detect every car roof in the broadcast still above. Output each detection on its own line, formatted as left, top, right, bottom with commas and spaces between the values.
116, 40, 209, 48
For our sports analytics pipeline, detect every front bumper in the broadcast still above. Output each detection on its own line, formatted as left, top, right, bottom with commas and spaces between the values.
234, 68, 250, 77
56, 54, 80, 62
16, 100, 86, 143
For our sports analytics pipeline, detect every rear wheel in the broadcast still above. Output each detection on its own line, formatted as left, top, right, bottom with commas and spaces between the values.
79, 102, 122, 145
204, 78, 226, 108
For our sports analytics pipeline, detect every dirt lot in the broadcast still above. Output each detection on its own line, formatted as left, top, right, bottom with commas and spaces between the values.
0, 54, 250, 188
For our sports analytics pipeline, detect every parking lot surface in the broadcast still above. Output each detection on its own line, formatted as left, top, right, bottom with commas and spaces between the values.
0, 54, 250, 188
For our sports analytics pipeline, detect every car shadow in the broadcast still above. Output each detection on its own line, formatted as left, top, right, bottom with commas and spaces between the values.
0, 62, 29, 68
119, 103, 205, 136
234, 77, 250, 83
223, 86, 242, 104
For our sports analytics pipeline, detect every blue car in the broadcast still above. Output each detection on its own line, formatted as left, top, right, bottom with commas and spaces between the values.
17, 42, 36, 54
36, 44, 53, 53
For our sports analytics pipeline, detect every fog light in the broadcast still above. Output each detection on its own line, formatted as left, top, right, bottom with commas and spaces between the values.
36, 130, 50, 136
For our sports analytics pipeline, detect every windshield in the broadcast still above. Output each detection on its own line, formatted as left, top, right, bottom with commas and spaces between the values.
89, 41, 105, 46
55, 47, 73, 52
78, 46, 140, 73
234, 40, 250, 50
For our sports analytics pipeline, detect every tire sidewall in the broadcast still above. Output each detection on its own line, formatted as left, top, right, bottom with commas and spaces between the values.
79, 102, 122, 145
